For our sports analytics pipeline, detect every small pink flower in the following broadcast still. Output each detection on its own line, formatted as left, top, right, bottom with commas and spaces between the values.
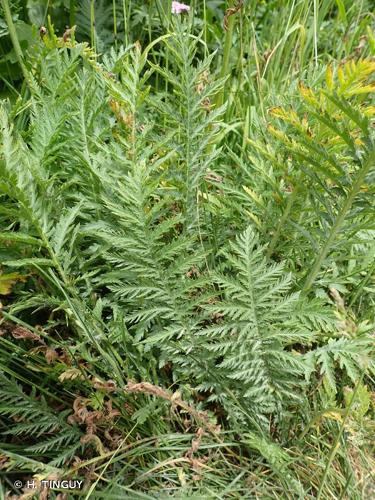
171, 1, 190, 14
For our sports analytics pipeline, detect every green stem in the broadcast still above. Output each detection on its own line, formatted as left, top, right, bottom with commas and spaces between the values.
349, 258, 375, 307
1, 0, 30, 84
113, 0, 118, 50
266, 185, 300, 259
313, 0, 318, 66
90, 0, 96, 52
122, 0, 131, 46
69, 0, 76, 27
215, 0, 236, 108
303, 149, 374, 292
316, 370, 365, 499
203, 0, 207, 50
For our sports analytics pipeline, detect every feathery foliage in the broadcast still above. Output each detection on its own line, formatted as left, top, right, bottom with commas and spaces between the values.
0, 1, 374, 498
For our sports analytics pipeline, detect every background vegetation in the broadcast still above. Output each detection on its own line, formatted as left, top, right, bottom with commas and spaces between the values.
0, 0, 374, 498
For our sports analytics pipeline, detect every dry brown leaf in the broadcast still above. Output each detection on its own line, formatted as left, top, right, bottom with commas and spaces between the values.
12, 325, 41, 342
125, 380, 220, 435
45, 347, 59, 365
0, 454, 9, 470
223, 0, 244, 30
92, 377, 117, 392
80, 433, 108, 455
185, 428, 205, 459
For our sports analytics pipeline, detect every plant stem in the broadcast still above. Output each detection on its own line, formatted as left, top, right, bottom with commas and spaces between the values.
122, 0, 131, 46
90, 0, 96, 52
266, 185, 300, 259
113, 0, 118, 50
203, 0, 207, 50
316, 370, 365, 499
69, 0, 76, 27
313, 0, 318, 66
349, 258, 375, 307
215, 0, 236, 108
1, 0, 30, 84
303, 149, 374, 292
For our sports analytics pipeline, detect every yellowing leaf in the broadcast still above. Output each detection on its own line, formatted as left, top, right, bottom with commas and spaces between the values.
0, 272, 27, 295
269, 106, 299, 125
268, 106, 288, 120
322, 410, 343, 422
58, 368, 85, 382
326, 65, 334, 91
363, 105, 375, 117
298, 82, 319, 107
337, 65, 345, 86
244, 210, 261, 228
267, 125, 291, 144
243, 186, 264, 206
336, 59, 375, 97
346, 83, 375, 97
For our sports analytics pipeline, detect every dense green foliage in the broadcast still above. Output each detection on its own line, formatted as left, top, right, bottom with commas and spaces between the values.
0, 1, 374, 498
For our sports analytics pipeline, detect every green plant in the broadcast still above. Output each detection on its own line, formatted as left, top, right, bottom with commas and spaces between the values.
266, 59, 375, 293
0, 2, 374, 499
196, 227, 335, 425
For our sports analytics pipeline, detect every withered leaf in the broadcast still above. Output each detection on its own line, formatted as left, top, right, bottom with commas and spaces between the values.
58, 368, 85, 382
92, 378, 117, 392
0, 272, 27, 296
45, 348, 59, 365
12, 326, 41, 342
